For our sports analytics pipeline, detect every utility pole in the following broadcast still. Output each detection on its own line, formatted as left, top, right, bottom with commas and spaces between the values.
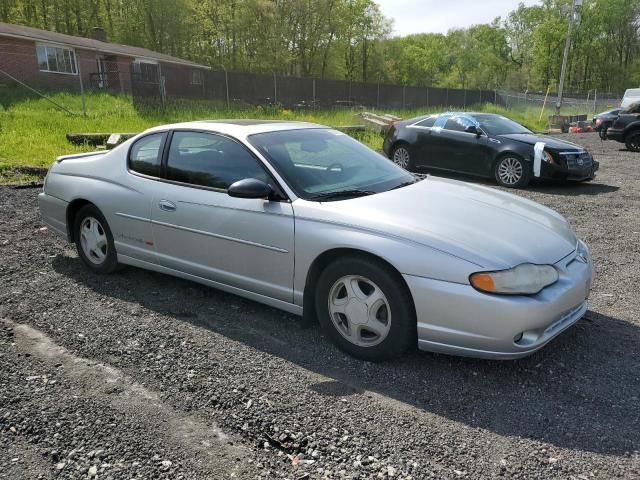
556, 0, 582, 115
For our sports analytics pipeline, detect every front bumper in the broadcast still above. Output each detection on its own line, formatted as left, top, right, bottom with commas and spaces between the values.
540, 153, 599, 181
404, 244, 593, 359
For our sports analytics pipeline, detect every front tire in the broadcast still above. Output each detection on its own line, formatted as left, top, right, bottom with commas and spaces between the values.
625, 131, 640, 152
494, 154, 530, 188
315, 256, 416, 361
74, 204, 120, 274
598, 127, 608, 140
391, 144, 415, 171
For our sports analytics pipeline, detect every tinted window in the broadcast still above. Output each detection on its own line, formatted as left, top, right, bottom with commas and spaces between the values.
129, 133, 164, 177
415, 116, 437, 127
444, 116, 474, 132
474, 115, 531, 135
166, 132, 269, 189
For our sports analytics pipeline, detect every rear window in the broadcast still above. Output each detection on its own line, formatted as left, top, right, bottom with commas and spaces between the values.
129, 133, 164, 177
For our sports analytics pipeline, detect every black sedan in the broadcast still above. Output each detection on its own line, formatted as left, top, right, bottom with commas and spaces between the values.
593, 108, 621, 139
383, 112, 599, 188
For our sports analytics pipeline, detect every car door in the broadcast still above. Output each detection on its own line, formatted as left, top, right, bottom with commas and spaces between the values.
150, 130, 295, 303
438, 115, 491, 175
406, 115, 438, 168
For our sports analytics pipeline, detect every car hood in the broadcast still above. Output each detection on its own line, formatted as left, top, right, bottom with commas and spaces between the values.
498, 133, 584, 151
300, 177, 577, 269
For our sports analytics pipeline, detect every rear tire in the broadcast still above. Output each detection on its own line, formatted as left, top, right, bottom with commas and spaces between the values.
391, 144, 415, 171
74, 204, 120, 274
494, 154, 531, 188
315, 256, 416, 361
625, 131, 640, 152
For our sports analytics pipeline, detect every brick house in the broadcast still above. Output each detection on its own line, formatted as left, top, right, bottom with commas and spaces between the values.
0, 22, 209, 97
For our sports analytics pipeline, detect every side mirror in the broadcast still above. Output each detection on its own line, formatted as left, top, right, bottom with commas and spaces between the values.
465, 125, 481, 136
228, 178, 273, 199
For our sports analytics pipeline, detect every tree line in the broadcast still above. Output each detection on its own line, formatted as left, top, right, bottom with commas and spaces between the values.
1, 0, 638, 94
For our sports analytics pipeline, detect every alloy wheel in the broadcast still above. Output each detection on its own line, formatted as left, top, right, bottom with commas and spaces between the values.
327, 275, 392, 347
80, 216, 108, 265
497, 157, 523, 185
393, 147, 411, 169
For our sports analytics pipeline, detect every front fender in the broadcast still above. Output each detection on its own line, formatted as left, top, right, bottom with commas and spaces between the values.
292, 216, 479, 305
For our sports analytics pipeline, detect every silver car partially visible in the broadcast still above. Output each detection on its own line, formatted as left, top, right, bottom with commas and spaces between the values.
38, 120, 593, 361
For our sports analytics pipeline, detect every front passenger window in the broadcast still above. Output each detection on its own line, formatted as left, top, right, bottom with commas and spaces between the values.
444, 116, 474, 132
166, 132, 270, 190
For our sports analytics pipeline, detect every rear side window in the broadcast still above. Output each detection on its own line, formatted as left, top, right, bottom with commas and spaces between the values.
444, 116, 475, 132
129, 133, 164, 177
166, 131, 270, 190
415, 116, 437, 127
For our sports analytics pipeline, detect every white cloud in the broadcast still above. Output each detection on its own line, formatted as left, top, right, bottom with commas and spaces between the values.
375, 0, 540, 36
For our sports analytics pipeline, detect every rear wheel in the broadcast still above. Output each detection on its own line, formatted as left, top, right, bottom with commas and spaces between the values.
315, 256, 416, 361
494, 155, 530, 188
625, 131, 640, 152
391, 144, 415, 171
74, 204, 120, 274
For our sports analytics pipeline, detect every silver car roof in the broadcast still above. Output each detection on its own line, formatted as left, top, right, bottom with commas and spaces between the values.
142, 120, 326, 138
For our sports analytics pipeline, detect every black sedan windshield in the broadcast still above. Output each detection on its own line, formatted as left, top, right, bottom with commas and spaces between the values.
474, 115, 532, 136
249, 129, 416, 201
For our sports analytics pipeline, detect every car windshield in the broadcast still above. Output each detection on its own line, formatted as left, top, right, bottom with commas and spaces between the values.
474, 115, 532, 135
249, 128, 416, 201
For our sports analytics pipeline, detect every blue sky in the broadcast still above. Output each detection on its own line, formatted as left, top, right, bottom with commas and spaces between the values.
375, 0, 540, 36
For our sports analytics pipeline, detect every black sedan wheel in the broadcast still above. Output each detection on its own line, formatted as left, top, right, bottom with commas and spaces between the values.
625, 131, 640, 152
391, 144, 414, 171
494, 155, 530, 188
598, 127, 608, 140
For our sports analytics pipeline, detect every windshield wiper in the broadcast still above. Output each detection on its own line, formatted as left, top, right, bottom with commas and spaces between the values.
391, 179, 418, 190
309, 189, 377, 201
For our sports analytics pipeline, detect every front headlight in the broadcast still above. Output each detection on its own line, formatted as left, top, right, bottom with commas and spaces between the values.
542, 150, 556, 164
469, 263, 559, 295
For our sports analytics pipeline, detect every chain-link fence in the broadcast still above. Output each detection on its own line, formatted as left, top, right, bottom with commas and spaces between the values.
132, 65, 624, 116
496, 90, 621, 116
133, 65, 501, 111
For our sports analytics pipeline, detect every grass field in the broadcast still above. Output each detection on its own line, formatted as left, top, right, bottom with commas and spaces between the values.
0, 87, 564, 183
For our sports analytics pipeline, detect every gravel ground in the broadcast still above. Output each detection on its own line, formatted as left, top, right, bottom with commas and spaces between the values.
0, 133, 639, 479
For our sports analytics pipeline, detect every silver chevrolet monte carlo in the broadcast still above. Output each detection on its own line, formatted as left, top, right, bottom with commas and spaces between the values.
38, 120, 593, 361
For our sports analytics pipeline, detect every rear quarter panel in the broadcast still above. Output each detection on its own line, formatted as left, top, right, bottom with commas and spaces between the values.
44, 140, 154, 257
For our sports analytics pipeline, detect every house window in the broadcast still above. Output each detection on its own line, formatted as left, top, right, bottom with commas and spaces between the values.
36, 44, 77, 74
190, 69, 203, 85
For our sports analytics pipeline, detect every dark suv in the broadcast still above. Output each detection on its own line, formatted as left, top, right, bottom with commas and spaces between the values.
606, 103, 640, 151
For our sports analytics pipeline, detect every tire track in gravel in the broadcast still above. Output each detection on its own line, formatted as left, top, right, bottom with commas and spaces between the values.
1, 318, 257, 479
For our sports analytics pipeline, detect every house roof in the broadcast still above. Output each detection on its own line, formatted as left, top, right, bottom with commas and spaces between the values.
0, 22, 209, 69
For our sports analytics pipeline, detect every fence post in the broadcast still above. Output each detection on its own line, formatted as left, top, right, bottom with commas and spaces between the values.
479, 89, 482, 105
219, 65, 230, 109
273, 72, 277, 105
593, 88, 597, 113
426, 87, 429, 108
463, 89, 466, 109
494, 89, 497, 106
402, 85, 406, 109
377, 81, 380, 109
313, 78, 316, 107
75, 53, 87, 116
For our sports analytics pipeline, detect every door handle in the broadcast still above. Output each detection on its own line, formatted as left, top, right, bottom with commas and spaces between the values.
158, 199, 177, 212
